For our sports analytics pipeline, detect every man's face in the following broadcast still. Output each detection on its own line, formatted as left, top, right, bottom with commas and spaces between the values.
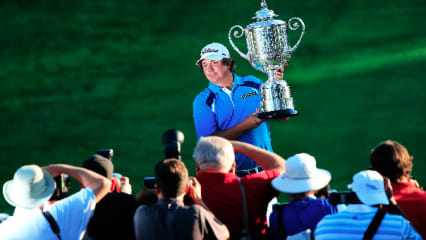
201, 59, 232, 86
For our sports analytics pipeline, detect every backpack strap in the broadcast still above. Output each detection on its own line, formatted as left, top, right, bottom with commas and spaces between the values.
362, 208, 386, 240
277, 204, 287, 239
42, 211, 62, 240
239, 181, 252, 240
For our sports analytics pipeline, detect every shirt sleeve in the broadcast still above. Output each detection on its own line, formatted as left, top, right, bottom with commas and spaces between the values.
401, 219, 423, 240
195, 205, 228, 240
193, 92, 218, 139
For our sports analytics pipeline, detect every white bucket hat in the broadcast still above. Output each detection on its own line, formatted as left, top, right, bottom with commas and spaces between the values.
348, 170, 389, 205
196, 42, 231, 65
271, 153, 331, 193
3, 164, 56, 209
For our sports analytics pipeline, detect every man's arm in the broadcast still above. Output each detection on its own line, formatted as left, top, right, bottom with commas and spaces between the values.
231, 141, 286, 174
211, 109, 266, 140
188, 177, 230, 239
44, 164, 111, 203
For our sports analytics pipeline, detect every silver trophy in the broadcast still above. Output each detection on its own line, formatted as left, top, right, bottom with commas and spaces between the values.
228, 0, 305, 119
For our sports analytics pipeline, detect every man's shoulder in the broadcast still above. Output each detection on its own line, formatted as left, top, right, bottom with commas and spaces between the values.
67, 188, 95, 203
240, 169, 280, 195
50, 188, 96, 215
238, 74, 263, 85
243, 169, 280, 181
135, 203, 159, 217
194, 87, 212, 100
193, 87, 215, 106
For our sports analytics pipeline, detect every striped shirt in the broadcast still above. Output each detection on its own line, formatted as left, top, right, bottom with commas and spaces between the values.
315, 204, 422, 240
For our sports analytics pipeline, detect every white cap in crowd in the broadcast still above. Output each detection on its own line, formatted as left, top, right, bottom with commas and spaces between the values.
348, 170, 389, 205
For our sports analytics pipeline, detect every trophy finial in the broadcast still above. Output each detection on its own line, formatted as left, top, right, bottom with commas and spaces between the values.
254, 0, 277, 20
261, 0, 268, 9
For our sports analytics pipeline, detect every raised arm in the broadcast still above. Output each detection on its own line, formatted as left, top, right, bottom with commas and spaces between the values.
230, 141, 286, 174
44, 164, 111, 203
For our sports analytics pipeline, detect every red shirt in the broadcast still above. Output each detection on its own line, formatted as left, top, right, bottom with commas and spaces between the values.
392, 181, 426, 239
197, 169, 280, 240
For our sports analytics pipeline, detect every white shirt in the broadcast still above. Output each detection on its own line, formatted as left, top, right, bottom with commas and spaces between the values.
0, 188, 96, 240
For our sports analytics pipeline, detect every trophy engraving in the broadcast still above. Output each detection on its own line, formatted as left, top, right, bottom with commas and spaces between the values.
228, 0, 305, 119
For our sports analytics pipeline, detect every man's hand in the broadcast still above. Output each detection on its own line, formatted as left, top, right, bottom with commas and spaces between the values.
188, 177, 202, 205
274, 63, 289, 80
210, 109, 266, 140
119, 176, 132, 194
410, 178, 420, 188
277, 116, 290, 122
383, 176, 397, 205
241, 109, 266, 130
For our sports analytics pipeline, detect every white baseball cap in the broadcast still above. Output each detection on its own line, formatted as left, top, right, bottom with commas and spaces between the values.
348, 170, 389, 205
271, 153, 331, 193
196, 42, 231, 66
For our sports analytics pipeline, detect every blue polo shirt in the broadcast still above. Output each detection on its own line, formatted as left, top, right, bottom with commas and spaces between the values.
193, 73, 272, 170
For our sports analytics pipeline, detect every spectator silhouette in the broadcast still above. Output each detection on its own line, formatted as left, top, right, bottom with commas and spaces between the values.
269, 153, 337, 239
370, 140, 426, 238
0, 164, 110, 239
193, 136, 286, 239
134, 158, 229, 240
315, 170, 421, 239
82, 154, 137, 240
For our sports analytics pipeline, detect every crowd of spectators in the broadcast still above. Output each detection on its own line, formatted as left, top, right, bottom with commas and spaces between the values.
0, 138, 424, 240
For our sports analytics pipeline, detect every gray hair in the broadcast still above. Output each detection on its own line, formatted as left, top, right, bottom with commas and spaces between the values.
192, 136, 235, 170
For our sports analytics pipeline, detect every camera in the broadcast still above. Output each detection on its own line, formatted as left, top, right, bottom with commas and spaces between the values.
49, 174, 70, 201
329, 191, 362, 205
143, 130, 185, 189
162, 129, 184, 160
97, 148, 114, 160
144, 176, 156, 189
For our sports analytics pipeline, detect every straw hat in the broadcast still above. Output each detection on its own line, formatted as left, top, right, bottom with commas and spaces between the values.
3, 165, 56, 209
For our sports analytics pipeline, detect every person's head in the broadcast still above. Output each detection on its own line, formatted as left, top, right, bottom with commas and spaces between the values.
192, 136, 235, 173
85, 192, 137, 240
370, 140, 413, 182
271, 153, 331, 197
154, 158, 188, 199
196, 42, 235, 85
348, 170, 389, 205
3, 165, 56, 209
82, 154, 114, 180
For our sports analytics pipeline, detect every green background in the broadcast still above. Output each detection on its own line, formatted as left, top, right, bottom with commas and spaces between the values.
1, 0, 425, 214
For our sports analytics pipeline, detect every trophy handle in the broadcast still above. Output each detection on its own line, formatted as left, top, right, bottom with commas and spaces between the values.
287, 17, 305, 53
228, 25, 249, 61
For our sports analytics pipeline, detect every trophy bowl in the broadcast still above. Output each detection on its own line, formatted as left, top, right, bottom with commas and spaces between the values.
228, 0, 305, 119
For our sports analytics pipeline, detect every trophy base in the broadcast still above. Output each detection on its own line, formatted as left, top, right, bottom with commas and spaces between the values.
258, 109, 299, 119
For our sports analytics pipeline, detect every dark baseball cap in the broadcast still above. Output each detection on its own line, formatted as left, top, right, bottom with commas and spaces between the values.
82, 154, 114, 180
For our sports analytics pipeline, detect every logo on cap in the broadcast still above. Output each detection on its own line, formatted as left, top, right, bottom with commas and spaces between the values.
201, 48, 219, 55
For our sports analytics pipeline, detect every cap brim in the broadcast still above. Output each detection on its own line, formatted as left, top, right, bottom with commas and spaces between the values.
271, 169, 331, 193
195, 54, 226, 66
3, 169, 56, 209
354, 191, 389, 205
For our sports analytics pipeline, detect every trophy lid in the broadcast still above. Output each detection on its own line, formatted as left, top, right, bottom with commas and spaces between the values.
253, 0, 278, 21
